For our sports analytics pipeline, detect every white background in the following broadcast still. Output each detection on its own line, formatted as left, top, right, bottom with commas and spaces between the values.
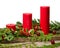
0, 0, 60, 27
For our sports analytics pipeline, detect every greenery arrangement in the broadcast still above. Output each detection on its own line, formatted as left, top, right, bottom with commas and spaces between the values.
0, 28, 53, 42
0, 19, 60, 48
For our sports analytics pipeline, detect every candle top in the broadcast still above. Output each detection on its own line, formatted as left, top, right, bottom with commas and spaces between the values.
6, 24, 16, 26
23, 13, 32, 15
40, 6, 50, 8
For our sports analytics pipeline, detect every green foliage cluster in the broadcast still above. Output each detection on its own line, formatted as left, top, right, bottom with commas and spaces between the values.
30, 31, 53, 42
0, 28, 20, 41
50, 21, 60, 31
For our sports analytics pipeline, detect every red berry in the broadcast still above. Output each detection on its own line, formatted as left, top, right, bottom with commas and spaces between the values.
20, 31, 31, 37
2, 35, 5, 40
24, 32, 31, 36
50, 39, 55, 44
34, 25, 38, 30
36, 32, 40, 36
34, 29, 37, 33
52, 30, 56, 35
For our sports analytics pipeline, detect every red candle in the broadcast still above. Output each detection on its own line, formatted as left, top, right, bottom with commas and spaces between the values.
40, 6, 50, 35
23, 13, 32, 31
6, 24, 16, 31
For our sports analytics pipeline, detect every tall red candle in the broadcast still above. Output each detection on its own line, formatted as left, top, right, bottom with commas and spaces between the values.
6, 24, 16, 31
40, 6, 50, 35
23, 13, 32, 31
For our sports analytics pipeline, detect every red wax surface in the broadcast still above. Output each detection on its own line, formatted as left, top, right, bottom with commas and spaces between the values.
40, 6, 50, 35
6, 24, 16, 31
23, 13, 32, 31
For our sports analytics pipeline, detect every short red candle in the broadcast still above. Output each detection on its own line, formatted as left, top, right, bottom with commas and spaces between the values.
6, 24, 16, 31
23, 13, 32, 31
40, 6, 50, 35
